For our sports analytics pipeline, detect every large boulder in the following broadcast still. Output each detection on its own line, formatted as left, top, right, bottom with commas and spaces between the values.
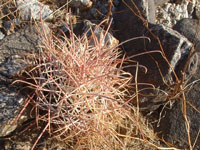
157, 52, 200, 149
114, 0, 194, 88
0, 24, 49, 78
0, 24, 49, 137
0, 24, 45, 64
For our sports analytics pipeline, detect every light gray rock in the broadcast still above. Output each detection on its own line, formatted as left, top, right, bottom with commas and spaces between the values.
154, 0, 169, 6
16, 0, 53, 21
0, 32, 5, 40
156, 0, 197, 27
147, 0, 156, 23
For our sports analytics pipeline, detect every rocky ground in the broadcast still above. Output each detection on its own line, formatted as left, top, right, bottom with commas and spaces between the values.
0, 0, 200, 149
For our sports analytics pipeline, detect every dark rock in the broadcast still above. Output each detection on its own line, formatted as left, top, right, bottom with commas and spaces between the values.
0, 55, 27, 78
138, 52, 198, 112
173, 18, 200, 51
59, 19, 118, 48
157, 52, 200, 149
0, 82, 25, 137
114, 0, 193, 88
99, 4, 108, 15
0, 24, 49, 78
2, 19, 22, 35
118, 0, 156, 23
188, 1, 195, 17
113, 0, 120, 6
3, 130, 69, 150
193, 5, 200, 20
0, 24, 49, 137
69, 0, 92, 9
170, 0, 184, 5
0, 25, 38, 63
